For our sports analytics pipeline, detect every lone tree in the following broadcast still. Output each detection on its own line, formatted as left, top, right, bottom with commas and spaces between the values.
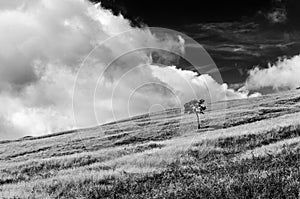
184, 99, 206, 129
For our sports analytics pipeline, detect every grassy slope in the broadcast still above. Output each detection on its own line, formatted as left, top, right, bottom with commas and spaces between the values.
0, 90, 300, 198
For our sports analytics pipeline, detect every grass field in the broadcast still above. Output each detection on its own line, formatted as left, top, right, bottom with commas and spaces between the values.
0, 90, 300, 198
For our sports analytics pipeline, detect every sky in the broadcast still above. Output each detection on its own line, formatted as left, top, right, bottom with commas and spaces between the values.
93, 0, 271, 26
94, 0, 300, 86
0, 0, 299, 140
91, 0, 300, 27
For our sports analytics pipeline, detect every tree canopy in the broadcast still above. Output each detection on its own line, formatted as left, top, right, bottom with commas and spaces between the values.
184, 99, 206, 129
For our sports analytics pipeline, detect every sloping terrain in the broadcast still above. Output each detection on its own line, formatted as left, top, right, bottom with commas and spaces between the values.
0, 90, 300, 198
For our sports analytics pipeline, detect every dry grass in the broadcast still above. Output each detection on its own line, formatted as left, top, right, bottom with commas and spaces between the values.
1, 90, 300, 198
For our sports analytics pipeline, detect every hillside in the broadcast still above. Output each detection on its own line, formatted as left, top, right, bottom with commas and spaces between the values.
0, 90, 300, 198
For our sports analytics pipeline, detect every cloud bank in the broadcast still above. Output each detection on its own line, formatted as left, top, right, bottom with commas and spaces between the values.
245, 55, 300, 91
0, 0, 256, 140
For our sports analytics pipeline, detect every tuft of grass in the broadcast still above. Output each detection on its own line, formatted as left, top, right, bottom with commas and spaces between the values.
3, 148, 298, 199
1, 90, 300, 198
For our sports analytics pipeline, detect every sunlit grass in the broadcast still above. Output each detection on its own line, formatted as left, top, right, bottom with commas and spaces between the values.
1, 90, 300, 198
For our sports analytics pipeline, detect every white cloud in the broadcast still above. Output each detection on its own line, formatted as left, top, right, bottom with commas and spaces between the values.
0, 0, 256, 140
245, 55, 300, 91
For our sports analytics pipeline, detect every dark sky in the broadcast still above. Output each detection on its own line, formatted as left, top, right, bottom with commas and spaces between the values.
90, 0, 273, 27
90, 0, 300, 28
89, 0, 300, 90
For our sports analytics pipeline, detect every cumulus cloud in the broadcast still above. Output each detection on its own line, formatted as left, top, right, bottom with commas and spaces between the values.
150, 65, 257, 102
245, 55, 300, 91
0, 0, 256, 140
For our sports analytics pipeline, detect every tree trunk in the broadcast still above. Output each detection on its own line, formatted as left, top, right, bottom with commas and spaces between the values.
196, 113, 200, 129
